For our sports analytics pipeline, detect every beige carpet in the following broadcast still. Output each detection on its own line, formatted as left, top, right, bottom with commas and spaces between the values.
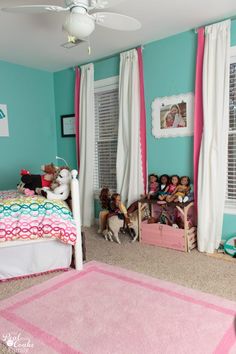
1, 227, 236, 302
0, 227, 235, 353
85, 227, 236, 301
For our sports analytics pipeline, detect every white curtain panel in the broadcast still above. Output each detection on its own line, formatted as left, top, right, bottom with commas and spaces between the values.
79, 63, 95, 226
117, 49, 143, 207
198, 20, 230, 253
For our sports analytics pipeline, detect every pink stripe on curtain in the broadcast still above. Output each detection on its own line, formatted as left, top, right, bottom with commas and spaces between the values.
193, 28, 205, 209
137, 47, 147, 194
74, 67, 81, 172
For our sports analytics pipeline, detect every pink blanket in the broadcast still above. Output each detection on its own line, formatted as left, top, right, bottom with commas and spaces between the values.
0, 190, 77, 245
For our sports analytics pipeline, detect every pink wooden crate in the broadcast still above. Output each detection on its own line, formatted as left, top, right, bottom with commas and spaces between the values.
140, 221, 186, 251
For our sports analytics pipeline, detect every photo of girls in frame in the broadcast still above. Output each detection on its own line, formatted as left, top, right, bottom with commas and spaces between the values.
160, 102, 186, 129
151, 93, 194, 138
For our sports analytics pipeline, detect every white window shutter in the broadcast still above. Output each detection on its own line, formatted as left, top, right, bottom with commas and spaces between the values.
226, 62, 236, 206
94, 88, 119, 191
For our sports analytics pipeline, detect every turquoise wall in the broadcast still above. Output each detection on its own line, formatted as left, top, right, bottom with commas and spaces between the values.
231, 20, 236, 46
94, 56, 120, 81
144, 31, 196, 179
0, 61, 56, 190
54, 26, 236, 236
53, 68, 77, 170
222, 214, 236, 240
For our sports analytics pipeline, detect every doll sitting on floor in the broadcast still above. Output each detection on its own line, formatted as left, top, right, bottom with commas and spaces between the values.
98, 188, 132, 235
108, 193, 131, 224
98, 187, 111, 234
166, 176, 191, 203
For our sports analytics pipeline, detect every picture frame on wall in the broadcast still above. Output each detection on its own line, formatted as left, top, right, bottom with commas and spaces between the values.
0, 104, 9, 137
151, 93, 194, 138
61, 114, 75, 137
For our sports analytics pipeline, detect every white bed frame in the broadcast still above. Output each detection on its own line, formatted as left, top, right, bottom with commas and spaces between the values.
70, 169, 83, 270
0, 169, 83, 280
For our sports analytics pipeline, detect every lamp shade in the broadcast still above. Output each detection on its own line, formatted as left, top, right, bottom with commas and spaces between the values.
63, 12, 95, 39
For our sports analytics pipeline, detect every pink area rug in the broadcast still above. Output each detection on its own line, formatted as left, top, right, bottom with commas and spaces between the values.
0, 261, 236, 354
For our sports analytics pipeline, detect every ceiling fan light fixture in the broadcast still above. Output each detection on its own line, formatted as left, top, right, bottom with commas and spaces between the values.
63, 12, 95, 39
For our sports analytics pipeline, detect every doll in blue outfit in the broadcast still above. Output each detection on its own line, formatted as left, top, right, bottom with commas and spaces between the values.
157, 174, 170, 199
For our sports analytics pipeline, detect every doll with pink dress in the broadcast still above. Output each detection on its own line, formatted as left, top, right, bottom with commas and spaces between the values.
159, 175, 179, 201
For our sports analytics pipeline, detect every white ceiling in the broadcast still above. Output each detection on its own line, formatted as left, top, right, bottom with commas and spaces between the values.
1, 0, 236, 72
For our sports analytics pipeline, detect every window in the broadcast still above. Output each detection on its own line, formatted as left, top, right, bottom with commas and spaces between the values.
94, 77, 119, 191
226, 49, 236, 212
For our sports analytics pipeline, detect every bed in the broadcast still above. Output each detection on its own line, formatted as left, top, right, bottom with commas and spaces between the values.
0, 170, 83, 280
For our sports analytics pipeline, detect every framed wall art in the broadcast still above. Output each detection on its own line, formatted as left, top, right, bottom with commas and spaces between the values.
152, 93, 194, 138
61, 114, 75, 137
0, 104, 9, 137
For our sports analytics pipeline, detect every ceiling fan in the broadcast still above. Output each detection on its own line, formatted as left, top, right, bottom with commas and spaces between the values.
1, 0, 141, 40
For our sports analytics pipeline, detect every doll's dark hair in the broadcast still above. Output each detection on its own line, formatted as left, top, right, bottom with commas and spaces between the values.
109, 193, 121, 211
99, 187, 111, 209
159, 174, 170, 191
170, 175, 180, 184
148, 173, 158, 182
159, 174, 170, 185
180, 176, 190, 186
111, 193, 120, 202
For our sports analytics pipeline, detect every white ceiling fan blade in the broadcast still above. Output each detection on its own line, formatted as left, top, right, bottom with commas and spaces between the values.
89, 0, 123, 10
94, 12, 141, 31
1, 5, 68, 14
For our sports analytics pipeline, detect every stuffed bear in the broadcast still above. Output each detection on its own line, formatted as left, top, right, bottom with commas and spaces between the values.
41, 168, 71, 201
20, 163, 58, 194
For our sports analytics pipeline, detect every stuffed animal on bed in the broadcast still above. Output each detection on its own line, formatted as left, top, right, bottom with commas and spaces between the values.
41, 168, 71, 201
19, 163, 58, 195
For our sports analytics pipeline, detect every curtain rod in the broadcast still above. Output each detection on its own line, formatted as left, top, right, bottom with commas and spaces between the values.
194, 15, 236, 33
73, 45, 144, 70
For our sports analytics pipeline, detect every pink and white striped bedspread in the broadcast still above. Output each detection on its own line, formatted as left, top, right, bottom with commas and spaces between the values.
0, 190, 77, 245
